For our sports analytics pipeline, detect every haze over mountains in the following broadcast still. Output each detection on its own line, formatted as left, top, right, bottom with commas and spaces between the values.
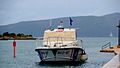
0, 13, 120, 37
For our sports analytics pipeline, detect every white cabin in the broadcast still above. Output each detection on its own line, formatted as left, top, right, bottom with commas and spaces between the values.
43, 28, 77, 47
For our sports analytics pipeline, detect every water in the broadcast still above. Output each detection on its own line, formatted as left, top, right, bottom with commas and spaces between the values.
0, 37, 117, 68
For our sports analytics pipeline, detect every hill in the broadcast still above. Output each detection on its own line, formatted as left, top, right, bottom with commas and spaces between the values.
0, 13, 120, 37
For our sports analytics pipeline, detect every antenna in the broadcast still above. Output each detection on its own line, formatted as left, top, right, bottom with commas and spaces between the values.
50, 19, 52, 27
49, 19, 52, 30
60, 20, 63, 26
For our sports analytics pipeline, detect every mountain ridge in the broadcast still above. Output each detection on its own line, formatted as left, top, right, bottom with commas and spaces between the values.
0, 13, 120, 37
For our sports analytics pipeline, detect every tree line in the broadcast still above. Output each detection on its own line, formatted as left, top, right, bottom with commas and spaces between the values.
0, 32, 33, 39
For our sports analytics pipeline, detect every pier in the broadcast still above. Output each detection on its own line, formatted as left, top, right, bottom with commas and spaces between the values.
102, 54, 120, 68
100, 21, 120, 68
100, 45, 120, 54
100, 45, 120, 68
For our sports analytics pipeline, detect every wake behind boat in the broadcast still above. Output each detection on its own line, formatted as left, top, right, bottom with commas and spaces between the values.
35, 18, 88, 63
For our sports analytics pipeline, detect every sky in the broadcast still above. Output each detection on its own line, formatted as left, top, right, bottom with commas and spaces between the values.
0, 0, 120, 25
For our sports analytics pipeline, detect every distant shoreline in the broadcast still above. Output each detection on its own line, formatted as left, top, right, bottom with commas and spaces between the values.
0, 37, 44, 40
0, 38, 37, 40
0, 32, 36, 40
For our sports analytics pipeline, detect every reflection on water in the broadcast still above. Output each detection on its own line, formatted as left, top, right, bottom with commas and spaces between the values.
0, 37, 117, 68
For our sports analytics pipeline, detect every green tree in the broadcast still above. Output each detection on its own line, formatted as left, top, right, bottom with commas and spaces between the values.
21, 33, 24, 37
3, 32, 9, 37
28, 34, 32, 37
10, 33, 16, 37
17, 33, 25, 37
17, 33, 21, 37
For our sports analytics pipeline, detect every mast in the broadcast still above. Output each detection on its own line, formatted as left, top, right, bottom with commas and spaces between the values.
57, 20, 64, 29
60, 20, 63, 27
49, 19, 54, 30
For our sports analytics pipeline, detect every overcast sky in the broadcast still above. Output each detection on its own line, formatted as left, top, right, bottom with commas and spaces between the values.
0, 0, 120, 25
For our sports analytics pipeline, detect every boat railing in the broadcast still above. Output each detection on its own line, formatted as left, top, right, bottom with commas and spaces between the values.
101, 42, 111, 50
35, 38, 43, 47
36, 37, 84, 48
45, 37, 84, 48
76, 40, 84, 49
44, 37, 76, 47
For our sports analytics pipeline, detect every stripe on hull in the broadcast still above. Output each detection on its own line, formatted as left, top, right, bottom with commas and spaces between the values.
72, 49, 79, 61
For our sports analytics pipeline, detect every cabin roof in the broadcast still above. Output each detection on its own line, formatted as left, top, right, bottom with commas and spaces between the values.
45, 28, 75, 32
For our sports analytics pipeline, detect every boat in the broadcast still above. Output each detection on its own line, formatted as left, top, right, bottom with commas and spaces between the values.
35, 19, 88, 63
109, 32, 113, 37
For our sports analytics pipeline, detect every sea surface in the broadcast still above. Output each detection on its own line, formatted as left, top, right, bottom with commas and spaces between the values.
0, 37, 117, 68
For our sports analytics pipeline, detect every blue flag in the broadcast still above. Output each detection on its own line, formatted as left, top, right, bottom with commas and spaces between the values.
69, 17, 73, 26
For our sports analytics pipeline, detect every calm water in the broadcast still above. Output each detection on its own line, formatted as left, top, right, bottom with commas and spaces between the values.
0, 37, 117, 68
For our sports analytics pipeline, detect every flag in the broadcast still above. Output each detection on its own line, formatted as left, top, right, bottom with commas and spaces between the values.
69, 17, 73, 26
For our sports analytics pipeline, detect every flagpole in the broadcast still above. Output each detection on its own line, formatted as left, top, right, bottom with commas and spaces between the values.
69, 25, 71, 30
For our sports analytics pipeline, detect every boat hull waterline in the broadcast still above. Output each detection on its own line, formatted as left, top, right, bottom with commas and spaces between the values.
35, 47, 88, 63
